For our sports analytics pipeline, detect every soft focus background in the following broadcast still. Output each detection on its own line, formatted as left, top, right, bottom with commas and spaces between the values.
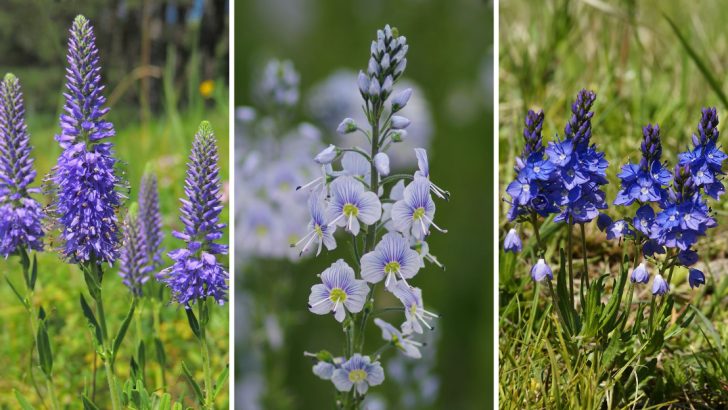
0, 0, 229, 407
500, 0, 728, 407
235, 0, 492, 408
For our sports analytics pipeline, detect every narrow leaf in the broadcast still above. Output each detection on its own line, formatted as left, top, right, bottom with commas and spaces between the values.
79, 293, 103, 344
82, 394, 101, 410
30, 253, 38, 291
13, 389, 34, 410
4, 276, 29, 309
181, 361, 204, 405
36, 319, 54, 377
213, 364, 229, 399
112, 299, 137, 365
154, 337, 167, 367
185, 308, 201, 339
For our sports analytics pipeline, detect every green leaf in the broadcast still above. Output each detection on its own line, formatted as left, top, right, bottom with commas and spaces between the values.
664, 14, 728, 108
112, 299, 137, 365
4, 276, 29, 309
13, 389, 34, 410
19, 246, 31, 289
79, 293, 103, 344
30, 253, 38, 291
213, 364, 229, 399
156, 392, 172, 410
36, 317, 54, 377
82, 394, 101, 410
82, 264, 101, 300
185, 308, 201, 339
154, 337, 166, 367
137, 341, 146, 383
601, 331, 622, 369
181, 361, 204, 405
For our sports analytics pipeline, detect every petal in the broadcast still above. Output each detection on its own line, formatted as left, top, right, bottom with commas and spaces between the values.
357, 191, 382, 225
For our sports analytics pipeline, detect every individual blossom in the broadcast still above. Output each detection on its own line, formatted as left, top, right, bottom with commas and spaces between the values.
325, 175, 381, 236
139, 172, 164, 270
688, 268, 705, 289
160, 122, 228, 306
307, 259, 368, 322
315, 144, 338, 164
652, 273, 669, 295
392, 282, 438, 334
414, 148, 449, 200
530, 259, 553, 282
678, 249, 698, 266
52, 15, 121, 264
596, 213, 613, 232
312, 356, 345, 380
331, 354, 385, 395
291, 193, 336, 256
0, 73, 44, 255
503, 228, 521, 253
606, 219, 633, 240
374, 318, 423, 359
374, 152, 390, 176
361, 232, 421, 289
678, 107, 727, 199
630, 262, 649, 284
119, 209, 151, 297
391, 177, 446, 240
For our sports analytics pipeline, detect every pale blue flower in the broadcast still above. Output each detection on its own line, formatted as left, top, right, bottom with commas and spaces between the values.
308, 259, 368, 322
630, 262, 649, 284
332, 354, 385, 395
361, 232, 421, 289
374, 152, 390, 176
313, 356, 344, 380
292, 193, 336, 256
374, 318, 423, 359
392, 282, 437, 334
391, 115, 411, 129
325, 176, 381, 236
337, 118, 358, 135
414, 148, 448, 199
391, 177, 445, 240
315, 144, 338, 164
652, 274, 669, 295
531, 259, 553, 282
391, 88, 413, 112
503, 228, 521, 253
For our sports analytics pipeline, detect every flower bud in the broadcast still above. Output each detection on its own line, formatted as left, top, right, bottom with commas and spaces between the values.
337, 118, 358, 135
374, 152, 390, 176
391, 115, 411, 129
315, 144, 338, 165
391, 88, 412, 112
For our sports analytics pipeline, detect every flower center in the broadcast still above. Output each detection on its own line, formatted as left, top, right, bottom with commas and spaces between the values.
697, 171, 704, 177
348, 369, 367, 383
413, 207, 426, 220
343, 203, 359, 218
640, 187, 648, 195
255, 225, 268, 236
641, 220, 648, 227
534, 166, 541, 173
523, 185, 530, 192
559, 154, 566, 161
329, 288, 347, 303
567, 170, 575, 177
684, 214, 691, 222
709, 154, 714, 159
384, 261, 401, 274
314, 224, 324, 237
669, 215, 676, 221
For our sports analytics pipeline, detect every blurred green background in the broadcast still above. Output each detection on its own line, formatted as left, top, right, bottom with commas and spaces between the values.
0, 0, 230, 407
235, 0, 492, 408
500, 0, 728, 407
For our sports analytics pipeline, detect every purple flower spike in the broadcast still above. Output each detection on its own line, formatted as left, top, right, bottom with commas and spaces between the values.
119, 209, 151, 297
565, 89, 596, 147
139, 172, 164, 270
0, 73, 44, 255
161, 122, 228, 307
52, 16, 121, 264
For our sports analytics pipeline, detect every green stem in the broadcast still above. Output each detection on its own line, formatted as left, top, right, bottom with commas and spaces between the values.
199, 300, 214, 409
153, 300, 166, 388
580, 223, 589, 289
647, 293, 656, 336
567, 219, 575, 308
46, 377, 61, 410
95, 295, 120, 410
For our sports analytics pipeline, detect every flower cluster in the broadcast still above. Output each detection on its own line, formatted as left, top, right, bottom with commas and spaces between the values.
160, 121, 228, 306
119, 208, 151, 297
52, 15, 121, 264
678, 107, 726, 199
303, 25, 446, 402
139, 172, 164, 271
0, 73, 44, 256
256, 59, 300, 110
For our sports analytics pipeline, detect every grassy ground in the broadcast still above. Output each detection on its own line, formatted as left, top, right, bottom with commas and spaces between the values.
0, 101, 230, 408
499, 1, 728, 408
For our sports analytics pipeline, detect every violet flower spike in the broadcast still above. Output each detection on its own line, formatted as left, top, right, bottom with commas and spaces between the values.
160, 121, 229, 306
0, 73, 44, 256
52, 15, 121, 264
119, 208, 152, 297
139, 172, 164, 270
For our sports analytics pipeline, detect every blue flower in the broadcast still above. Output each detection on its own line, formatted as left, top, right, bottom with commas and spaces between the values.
678, 108, 727, 199
606, 219, 632, 240
596, 213, 613, 232
360, 232, 421, 289
392, 281, 437, 334
630, 262, 649, 284
307, 259, 368, 322
652, 274, 669, 295
677, 249, 698, 266
315, 144, 338, 164
0, 74, 44, 256
292, 193, 336, 256
312, 357, 344, 380
688, 268, 705, 289
326, 176, 381, 236
503, 228, 521, 253
374, 318, 422, 359
531, 258, 553, 282
414, 148, 448, 200
119, 210, 152, 297
633, 205, 655, 236
139, 172, 164, 270
331, 354, 385, 395
391, 177, 446, 240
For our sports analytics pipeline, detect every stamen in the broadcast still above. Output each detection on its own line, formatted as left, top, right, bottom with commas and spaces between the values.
423, 214, 448, 233
310, 297, 330, 308
327, 213, 345, 227
296, 176, 323, 191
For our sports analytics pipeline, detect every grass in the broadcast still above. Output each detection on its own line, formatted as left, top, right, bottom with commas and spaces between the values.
500, 0, 728, 408
0, 99, 230, 408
